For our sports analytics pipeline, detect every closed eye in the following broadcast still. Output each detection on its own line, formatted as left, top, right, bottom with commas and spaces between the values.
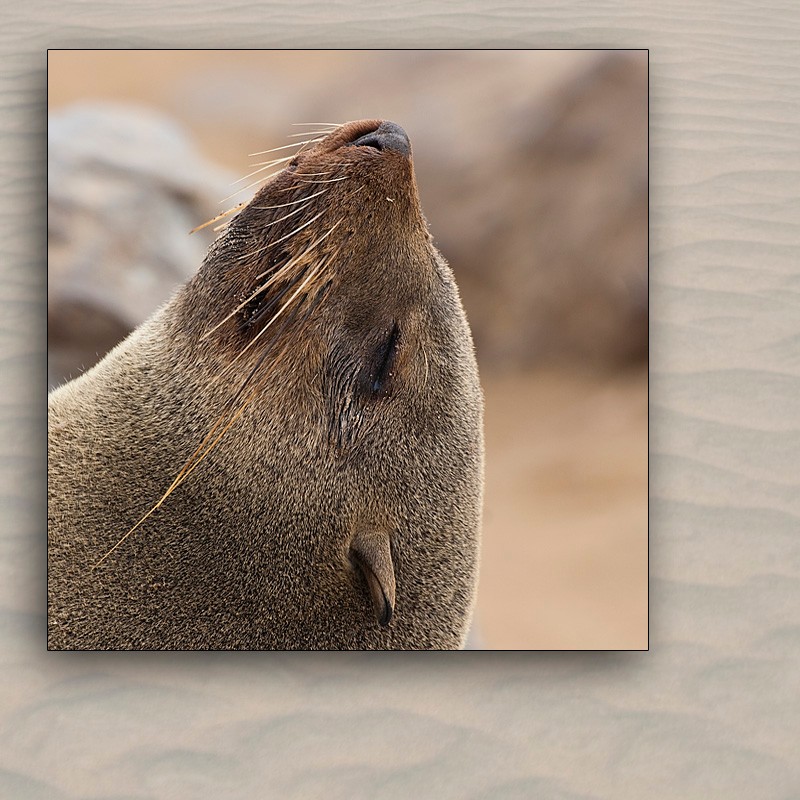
371, 323, 399, 395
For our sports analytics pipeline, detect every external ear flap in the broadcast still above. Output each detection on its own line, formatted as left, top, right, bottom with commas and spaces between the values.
350, 529, 396, 627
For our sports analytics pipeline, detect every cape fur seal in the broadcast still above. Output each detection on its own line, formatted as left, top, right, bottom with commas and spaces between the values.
48, 119, 484, 650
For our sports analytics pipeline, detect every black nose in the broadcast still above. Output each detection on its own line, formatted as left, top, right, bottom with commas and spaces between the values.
350, 121, 411, 157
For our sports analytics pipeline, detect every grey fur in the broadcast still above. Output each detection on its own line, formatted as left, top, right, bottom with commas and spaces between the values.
48, 120, 484, 650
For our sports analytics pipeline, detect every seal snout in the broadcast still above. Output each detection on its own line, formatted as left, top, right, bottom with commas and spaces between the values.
348, 121, 411, 158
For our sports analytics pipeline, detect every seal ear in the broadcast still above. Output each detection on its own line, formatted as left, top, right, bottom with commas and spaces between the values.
350, 530, 396, 627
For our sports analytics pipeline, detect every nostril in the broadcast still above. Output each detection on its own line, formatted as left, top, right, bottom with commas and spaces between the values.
350, 121, 411, 158
353, 133, 385, 152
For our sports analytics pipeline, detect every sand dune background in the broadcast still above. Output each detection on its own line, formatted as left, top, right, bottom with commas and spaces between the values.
1, 5, 798, 799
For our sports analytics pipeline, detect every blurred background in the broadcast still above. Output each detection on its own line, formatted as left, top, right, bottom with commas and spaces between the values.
47, 50, 648, 649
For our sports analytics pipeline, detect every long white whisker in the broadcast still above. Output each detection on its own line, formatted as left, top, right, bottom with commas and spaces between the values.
191, 202, 246, 234
239, 209, 327, 261
287, 130, 335, 138
211, 201, 311, 246
252, 218, 343, 281
248, 139, 320, 157
235, 155, 296, 183
294, 176, 351, 185
200, 264, 295, 341
219, 170, 282, 204
261, 201, 312, 228
226, 261, 327, 369
253, 189, 329, 211
202, 219, 343, 341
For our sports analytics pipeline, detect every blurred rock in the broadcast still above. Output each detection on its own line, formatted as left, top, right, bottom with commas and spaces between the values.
404, 52, 647, 370
48, 103, 236, 388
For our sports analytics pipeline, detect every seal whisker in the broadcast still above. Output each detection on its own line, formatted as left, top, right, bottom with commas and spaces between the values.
236, 263, 308, 324
293, 176, 350, 185
248, 138, 324, 157
202, 220, 342, 342
245, 244, 338, 345
246, 138, 324, 167
239, 269, 307, 333
213, 259, 315, 355
220, 169, 285, 203
226, 259, 327, 369
240, 209, 327, 261
287, 131, 334, 138
301, 277, 333, 320
252, 201, 313, 232
253, 188, 329, 211
270, 200, 313, 222
246, 153, 297, 169
225, 138, 333, 201
227, 293, 307, 403
292, 171, 334, 178
236, 154, 298, 183
293, 137, 327, 158
210, 201, 313, 244
190, 202, 247, 234
252, 217, 343, 280
199, 184, 323, 233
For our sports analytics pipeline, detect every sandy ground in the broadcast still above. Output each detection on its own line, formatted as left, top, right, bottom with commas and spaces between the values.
47, 51, 648, 649
479, 367, 647, 649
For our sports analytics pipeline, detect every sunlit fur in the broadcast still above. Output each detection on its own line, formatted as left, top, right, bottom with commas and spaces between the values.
48, 120, 484, 650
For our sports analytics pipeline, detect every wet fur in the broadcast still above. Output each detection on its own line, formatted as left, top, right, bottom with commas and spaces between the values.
48, 120, 484, 650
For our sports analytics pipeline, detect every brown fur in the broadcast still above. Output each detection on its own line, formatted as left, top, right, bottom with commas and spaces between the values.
48, 120, 484, 650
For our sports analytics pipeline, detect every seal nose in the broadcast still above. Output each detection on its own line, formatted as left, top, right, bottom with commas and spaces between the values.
350, 121, 411, 158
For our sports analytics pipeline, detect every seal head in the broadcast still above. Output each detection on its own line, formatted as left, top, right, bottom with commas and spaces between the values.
48, 119, 484, 650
